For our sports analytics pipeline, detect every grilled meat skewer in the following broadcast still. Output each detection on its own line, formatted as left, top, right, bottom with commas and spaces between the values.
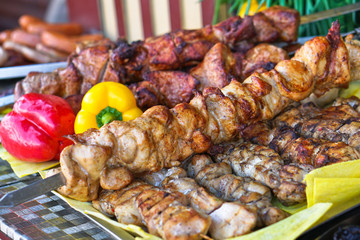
213, 142, 311, 205
272, 99, 360, 150
143, 167, 258, 239
92, 180, 211, 240
186, 154, 288, 225
54, 21, 350, 202
242, 120, 360, 168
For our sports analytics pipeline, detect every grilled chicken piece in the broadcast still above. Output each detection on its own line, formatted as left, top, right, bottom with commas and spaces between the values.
332, 96, 360, 113
272, 100, 360, 150
92, 181, 150, 223
135, 188, 211, 240
187, 154, 288, 225
143, 167, 258, 239
55, 21, 351, 202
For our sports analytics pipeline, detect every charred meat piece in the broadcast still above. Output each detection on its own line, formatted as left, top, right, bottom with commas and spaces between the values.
71, 43, 112, 94
252, 12, 279, 42
104, 40, 148, 84
273, 100, 360, 150
242, 43, 289, 79
130, 70, 199, 109
143, 167, 258, 239
213, 142, 309, 206
190, 43, 241, 91
261, 5, 300, 42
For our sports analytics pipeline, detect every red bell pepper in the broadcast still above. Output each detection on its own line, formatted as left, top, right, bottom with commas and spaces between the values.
0, 93, 76, 162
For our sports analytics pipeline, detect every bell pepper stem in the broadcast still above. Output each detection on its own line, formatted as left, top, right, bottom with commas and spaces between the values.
96, 106, 122, 128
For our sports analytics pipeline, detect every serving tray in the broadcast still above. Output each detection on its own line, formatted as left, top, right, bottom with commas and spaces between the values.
0, 62, 67, 80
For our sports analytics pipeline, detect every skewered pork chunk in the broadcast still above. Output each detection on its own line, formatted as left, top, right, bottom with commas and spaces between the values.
260, 5, 300, 42
143, 167, 258, 239
189, 42, 241, 91
129, 70, 199, 109
93, 180, 211, 240
131, 42, 288, 110
241, 43, 289, 79
272, 99, 360, 150
55, 21, 350, 202
187, 154, 288, 225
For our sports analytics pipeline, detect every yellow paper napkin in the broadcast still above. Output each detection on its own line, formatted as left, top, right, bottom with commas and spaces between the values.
0, 145, 59, 178
305, 159, 360, 221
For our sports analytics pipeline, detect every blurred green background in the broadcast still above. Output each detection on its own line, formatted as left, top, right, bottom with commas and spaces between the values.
214, 0, 360, 37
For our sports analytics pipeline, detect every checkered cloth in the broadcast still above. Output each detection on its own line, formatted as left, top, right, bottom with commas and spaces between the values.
0, 161, 120, 240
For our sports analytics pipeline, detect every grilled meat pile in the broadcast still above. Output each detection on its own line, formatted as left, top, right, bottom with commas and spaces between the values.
38, 16, 360, 240
14, 6, 298, 111
52, 20, 350, 203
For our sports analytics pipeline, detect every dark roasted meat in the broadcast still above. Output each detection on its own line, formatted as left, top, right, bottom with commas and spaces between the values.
260, 6, 300, 42
190, 43, 241, 91
129, 70, 199, 109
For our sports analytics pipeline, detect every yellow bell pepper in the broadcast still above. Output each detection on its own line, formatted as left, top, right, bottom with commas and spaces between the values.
74, 82, 143, 134
238, 0, 267, 17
